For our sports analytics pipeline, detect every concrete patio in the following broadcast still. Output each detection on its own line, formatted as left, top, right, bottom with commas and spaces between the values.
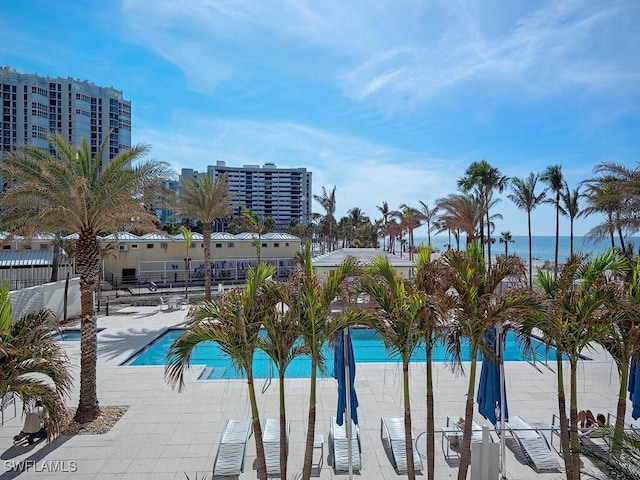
0, 304, 627, 479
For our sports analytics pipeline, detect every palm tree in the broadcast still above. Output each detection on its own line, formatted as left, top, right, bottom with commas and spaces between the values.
291, 243, 358, 480
313, 186, 337, 253
377, 201, 391, 251
0, 284, 72, 439
418, 200, 439, 247
508, 173, 546, 287
359, 254, 426, 480
582, 175, 620, 250
499, 231, 514, 256
0, 134, 167, 423
397, 204, 423, 261
523, 250, 626, 480
165, 262, 277, 480
458, 160, 509, 271
598, 255, 640, 453
560, 184, 582, 256
443, 244, 531, 480
414, 247, 447, 480
173, 174, 236, 301
541, 165, 564, 279
385, 220, 403, 254
179, 226, 192, 300
242, 208, 268, 263
435, 193, 483, 247
592, 162, 640, 240
259, 284, 308, 480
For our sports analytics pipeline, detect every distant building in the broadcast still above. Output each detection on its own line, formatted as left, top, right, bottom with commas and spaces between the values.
181, 161, 312, 232
0, 231, 300, 289
0, 67, 131, 183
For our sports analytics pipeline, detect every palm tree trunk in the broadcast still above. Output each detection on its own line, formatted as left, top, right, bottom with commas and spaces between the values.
613, 361, 629, 456
302, 360, 318, 480
556, 359, 573, 479
569, 219, 574, 257
203, 223, 212, 301
74, 233, 101, 423
554, 196, 560, 279
486, 209, 492, 272
527, 212, 533, 288
248, 372, 267, 480
426, 348, 435, 480
50, 242, 60, 282
279, 372, 288, 480
63, 269, 70, 323
458, 354, 478, 480
617, 224, 626, 254
608, 212, 615, 249
569, 361, 580, 480
403, 361, 416, 480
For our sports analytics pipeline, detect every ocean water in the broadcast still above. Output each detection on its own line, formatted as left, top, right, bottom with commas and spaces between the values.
412, 235, 635, 263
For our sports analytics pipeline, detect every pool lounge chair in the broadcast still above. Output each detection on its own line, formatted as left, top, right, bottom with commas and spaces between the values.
380, 417, 423, 474
213, 419, 253, 477
506, 416, 561, 472
263, 418, 290, 477
330, 417, 361, 473
446, 416, 493, 443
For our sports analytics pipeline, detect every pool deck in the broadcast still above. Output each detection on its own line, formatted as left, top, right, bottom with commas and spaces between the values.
0, 304, 628, 479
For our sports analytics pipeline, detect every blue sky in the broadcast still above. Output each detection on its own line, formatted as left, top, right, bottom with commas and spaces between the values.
3, 0, 640, 236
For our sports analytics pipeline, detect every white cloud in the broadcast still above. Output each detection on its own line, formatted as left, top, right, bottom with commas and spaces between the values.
341, 1, 640, 102
133, 113, 459, 219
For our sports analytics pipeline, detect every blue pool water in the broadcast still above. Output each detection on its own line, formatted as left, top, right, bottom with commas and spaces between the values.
52, 328, 105, 341
128, 328, 558, 379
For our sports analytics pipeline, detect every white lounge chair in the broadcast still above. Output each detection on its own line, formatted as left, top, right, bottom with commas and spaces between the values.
213, 419, 253, 476
380, 417, 423, 474
330, 417, 361, 473
506, 416, 561, 472
263, 418, 290, 477
447, 416, 493, 444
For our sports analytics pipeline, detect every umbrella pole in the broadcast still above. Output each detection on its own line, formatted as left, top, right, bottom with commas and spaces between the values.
498, 323, 507, 479
344, 328, 353, 479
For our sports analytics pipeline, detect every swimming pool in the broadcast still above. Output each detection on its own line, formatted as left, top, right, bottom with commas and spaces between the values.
127, 328, 559, 379
52, 328, 105, 341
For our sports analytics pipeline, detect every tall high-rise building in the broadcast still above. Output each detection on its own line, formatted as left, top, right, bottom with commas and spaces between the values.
0, 67, 131, 178
180, 161, 312, 232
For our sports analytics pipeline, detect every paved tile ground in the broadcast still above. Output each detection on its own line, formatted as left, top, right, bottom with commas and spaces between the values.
0, 304, 629, 479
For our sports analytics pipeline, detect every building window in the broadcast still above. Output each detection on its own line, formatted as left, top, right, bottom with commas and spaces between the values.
285, 242, 290, 246
40, 244, 49, 250
228, 242, 234, 247
274, 243, 279, 248
147, 244, 154, 249
215, 243, 222, 248
261, 243, 267, 248
131, 244, 139, 249
2, 245, 10, 250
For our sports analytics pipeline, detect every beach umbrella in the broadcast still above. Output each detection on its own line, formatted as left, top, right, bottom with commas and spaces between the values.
334, 328, 358, 426
477, 325, 509, 425
629, 361, 640, 420
477, 324, 508, 478
334, 327, 358, 479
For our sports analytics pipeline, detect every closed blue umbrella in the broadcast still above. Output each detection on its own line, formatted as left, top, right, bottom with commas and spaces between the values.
477, 325, 508, 425
629, 361, 640, 420
334, 328, 358, 426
